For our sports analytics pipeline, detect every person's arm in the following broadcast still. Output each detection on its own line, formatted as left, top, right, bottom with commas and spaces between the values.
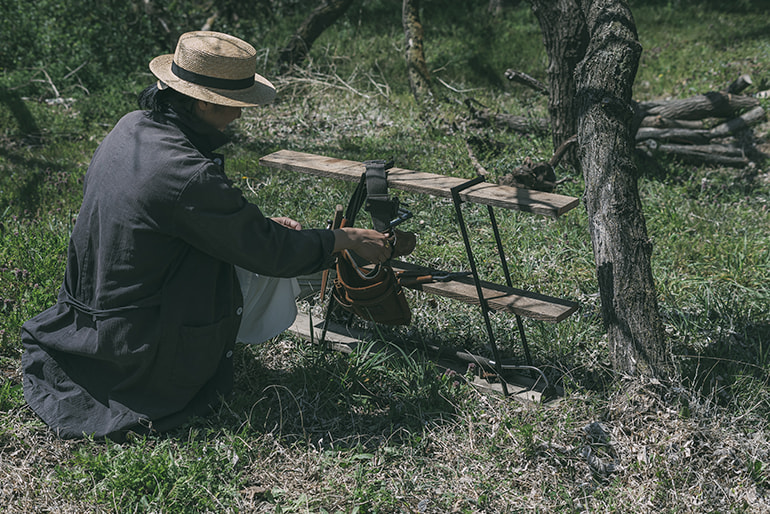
271, 217, 392, 264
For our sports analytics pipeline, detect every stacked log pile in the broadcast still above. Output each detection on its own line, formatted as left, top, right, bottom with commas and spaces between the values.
635, 75, 767, 168
476, 73, 767, 171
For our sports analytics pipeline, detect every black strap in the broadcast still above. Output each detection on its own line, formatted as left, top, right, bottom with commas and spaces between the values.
363, 159, 397, 232
343, 159, 399, 232
343, 172, 368, 226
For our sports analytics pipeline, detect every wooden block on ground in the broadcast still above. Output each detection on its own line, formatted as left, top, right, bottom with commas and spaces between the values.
287, 311, 554, 402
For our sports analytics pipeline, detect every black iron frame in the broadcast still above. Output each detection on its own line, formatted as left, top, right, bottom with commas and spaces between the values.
450, 176, 547, 396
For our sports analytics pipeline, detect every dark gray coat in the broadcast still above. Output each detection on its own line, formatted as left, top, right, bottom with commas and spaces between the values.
21, 108, 335, 439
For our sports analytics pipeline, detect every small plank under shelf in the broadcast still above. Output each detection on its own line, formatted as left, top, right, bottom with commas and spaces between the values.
287, 311, 553, 402
259, 149, 579, 217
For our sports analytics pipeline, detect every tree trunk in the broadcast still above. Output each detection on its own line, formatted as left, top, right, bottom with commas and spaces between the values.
402, 0, 433, 102
574, 0, 670, 379
528, 0, 588, 169
278, 0, 355, 69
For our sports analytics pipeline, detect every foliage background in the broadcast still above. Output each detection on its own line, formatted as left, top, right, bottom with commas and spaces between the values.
1, 0, 770, 512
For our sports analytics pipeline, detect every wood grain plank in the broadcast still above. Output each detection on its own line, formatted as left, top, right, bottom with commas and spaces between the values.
387, 261, 578, 322
259, 150, 579, 217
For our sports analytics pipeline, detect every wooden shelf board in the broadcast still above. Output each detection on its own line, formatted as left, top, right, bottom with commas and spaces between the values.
259, 150, 579, 217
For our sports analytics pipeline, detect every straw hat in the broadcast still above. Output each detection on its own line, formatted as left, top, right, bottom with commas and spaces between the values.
150, 31, 275, 107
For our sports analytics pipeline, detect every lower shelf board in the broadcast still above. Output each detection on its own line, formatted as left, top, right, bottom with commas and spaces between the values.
388, 260, 579, 323
286, 311, 562, 403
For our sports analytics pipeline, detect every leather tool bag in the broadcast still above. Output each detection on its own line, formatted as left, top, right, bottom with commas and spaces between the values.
332, 249, 411, 325
329, 160, 413, 326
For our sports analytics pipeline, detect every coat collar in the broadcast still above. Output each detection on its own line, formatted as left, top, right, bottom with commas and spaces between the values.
154, 106, 230, 157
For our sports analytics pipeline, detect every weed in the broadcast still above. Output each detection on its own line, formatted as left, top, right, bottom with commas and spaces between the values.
0, 379, 23, 412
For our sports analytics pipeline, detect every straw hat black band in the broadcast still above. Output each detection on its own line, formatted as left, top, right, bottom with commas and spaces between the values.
149, 31, 275, 107
171, 61, 255, 91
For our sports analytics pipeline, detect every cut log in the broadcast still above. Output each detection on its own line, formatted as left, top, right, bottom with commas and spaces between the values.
707, 105, 766, 139
726, 74, 753, 95
635, 106, 765, 144
635, 127, 710, 145
637, 92, 759, 120
639, 116, 716, 129
641, 140, 749, 167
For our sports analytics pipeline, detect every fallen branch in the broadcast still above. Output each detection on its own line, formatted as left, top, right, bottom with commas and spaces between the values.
465, 100, 549, 133
504, 69, 548, 95
464, 139, 489, 177
277, 0, 355, 69
489, 112, 550, 133
498, 135, 577, 191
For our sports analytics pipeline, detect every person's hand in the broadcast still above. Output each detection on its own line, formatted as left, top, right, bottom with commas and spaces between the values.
271, 217, 302, 231
333, 227, 392, 264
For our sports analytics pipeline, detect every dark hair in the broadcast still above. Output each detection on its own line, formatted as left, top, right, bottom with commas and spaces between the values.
138, 84, 197, 115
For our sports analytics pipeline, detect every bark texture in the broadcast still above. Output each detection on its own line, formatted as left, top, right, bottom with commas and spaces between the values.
574, 0, 670, 379
278, 0, 355, 69
528, 0, 588, 169
637, 92, 759, 121
402, 0, 433, 101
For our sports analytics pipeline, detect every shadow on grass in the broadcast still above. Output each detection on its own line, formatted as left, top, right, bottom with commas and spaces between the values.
0, 146, 85, 219
0, 88, 41, 140
183, 340, 460, 449
669, 308, 770, 412
0, 89, 85, 215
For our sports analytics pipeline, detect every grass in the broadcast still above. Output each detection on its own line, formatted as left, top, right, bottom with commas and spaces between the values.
2, 0, 770, 512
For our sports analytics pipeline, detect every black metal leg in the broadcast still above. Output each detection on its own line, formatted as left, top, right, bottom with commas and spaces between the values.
450, 178, 509, 396
487, 205, 534, 367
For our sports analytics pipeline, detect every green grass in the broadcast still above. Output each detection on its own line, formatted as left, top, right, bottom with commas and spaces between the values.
2, 0, 770, 512
56, 434, 244, 511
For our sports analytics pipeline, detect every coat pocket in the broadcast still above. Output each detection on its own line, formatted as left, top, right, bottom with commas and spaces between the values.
174, 318, 231, 388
